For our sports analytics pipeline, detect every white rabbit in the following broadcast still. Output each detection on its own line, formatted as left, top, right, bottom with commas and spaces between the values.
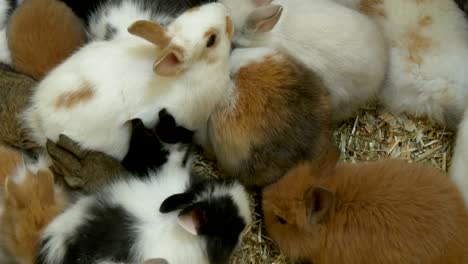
37, 143, 251, 264
22, 2, 233, 161
450, 107, 468, 205
219, 0, 388, 121
333, 0, 468, 128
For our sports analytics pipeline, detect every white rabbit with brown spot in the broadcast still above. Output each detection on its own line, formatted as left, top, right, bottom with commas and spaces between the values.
22, 2, 233, 161
334, 0, 468, 128
220, 0, 388, 122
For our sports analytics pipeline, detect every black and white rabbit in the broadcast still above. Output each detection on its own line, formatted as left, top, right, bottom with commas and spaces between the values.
60, 0, 215, 41
37, 112, 251, 264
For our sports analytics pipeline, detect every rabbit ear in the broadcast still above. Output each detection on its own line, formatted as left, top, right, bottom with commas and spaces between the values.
36, 169, 55, 204
159, 192, 195, 213
128, 20, 171, 49
254, 0, 273, 6
304, 186, 334, 224
246, 5, 283, 33
153, 46, 185, 76
177, 206, 207, 236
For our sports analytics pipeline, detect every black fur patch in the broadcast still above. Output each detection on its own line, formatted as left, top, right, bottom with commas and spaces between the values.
121, 118, 168, 176
60, 200, 138, 264
121, 109, 194, 177
6, 0, 17, 17
104, 23, 117, 40
194, 195, 246, 264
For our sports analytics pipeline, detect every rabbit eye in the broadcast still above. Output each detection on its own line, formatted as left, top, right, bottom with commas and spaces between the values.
206, 34, 217, 48
276, 215, 287, 224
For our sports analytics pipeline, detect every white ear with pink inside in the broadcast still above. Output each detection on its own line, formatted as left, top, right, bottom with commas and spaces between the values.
246, 5, 283, 33
153, 47, 185, 77
177, 207, 205, 236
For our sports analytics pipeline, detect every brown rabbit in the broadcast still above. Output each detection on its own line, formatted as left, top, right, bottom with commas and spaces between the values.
262, 150, 468, 264
0, 144, 24, 187
206, 47, 333, 188
0, 151, 67, 264
0, 65, 40, 154
7, 0, 86, 80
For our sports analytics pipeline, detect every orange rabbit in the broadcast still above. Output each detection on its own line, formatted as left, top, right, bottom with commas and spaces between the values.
7, 0, 86, 80
262, 149, 468, 264
0, 145, 68, 264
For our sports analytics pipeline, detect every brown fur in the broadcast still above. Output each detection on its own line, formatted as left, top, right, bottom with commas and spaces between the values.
7, 0, 86, 81
0, 145, 23, 188
226, 16, 234, 40
0, 66, 40, 153
0, 168, 67, 264
128, 20, 171, 49
55, 81, 94, 109
360, 0, 385, 17
208, 52, 334, 187
186, 6, 200, 13
405, 15, 435, 65
263, 155, 468, 264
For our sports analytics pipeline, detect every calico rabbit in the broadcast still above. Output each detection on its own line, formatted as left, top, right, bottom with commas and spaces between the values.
219, 0, 387, 121
37, 126, 251, 264
205, 46, 333, 188
262, 150, 468, 263
334, 0, 468, 128
7, 0, 86, 80
22, 2, 233, 161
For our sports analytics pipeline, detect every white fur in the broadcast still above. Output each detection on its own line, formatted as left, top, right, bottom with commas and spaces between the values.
221, 0, 388, 121
0, 0, 9, 29
335, 0, 468, 127
40, 196, 95, 264
0, 28, 11, 64
229, 46, 276, 75
40, 147, 251, 264
450, 107, 468, 205
22, 3, 232, 160
88, 0, 173, 41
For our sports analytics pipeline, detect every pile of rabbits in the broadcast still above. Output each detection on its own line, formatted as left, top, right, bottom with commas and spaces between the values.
0, 0, 467, 263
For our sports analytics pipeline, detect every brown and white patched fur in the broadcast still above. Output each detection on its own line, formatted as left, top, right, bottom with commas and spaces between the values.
22, 3, 233, 160
335, 0, 468, 128
206, 47, 333, 187
220, 0, 388, 121
263, 152, 468, 264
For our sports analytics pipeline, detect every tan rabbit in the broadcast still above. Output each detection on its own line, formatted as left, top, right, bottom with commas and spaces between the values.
8, 0, 86, 80
262, 149, 468, 264
0, 145, 67, 264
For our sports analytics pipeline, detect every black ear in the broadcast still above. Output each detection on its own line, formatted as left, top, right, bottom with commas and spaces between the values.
159, 192, 195, 213
155, 109, 194, 144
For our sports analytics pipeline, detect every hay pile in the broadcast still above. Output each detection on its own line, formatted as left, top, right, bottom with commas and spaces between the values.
193, 104, 455, 264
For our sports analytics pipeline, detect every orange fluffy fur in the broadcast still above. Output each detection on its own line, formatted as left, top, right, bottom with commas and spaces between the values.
7, 0, 86, 80
0, 146, 67, 264
263, 155, 468, 264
